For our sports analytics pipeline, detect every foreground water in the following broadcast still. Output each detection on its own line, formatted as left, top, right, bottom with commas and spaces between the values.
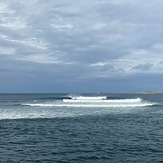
0, 93, 163, 162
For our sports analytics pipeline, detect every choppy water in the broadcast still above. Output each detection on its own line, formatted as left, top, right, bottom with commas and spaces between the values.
0, 93, 163, 162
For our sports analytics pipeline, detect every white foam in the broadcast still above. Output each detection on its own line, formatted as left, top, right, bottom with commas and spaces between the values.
0, 97, 155, 120
69, 95, 108, 100
22, 97, 155, 108
63, 98, 142, 103
22, 103, 154, 108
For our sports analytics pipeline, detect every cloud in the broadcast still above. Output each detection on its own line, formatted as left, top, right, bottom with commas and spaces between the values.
159, 61, 163, 64
132, 63, 153, 71
19, 54, 60, 64
90, 62, 107, 67
0, 46, 15, 55
1, 0, 163, 92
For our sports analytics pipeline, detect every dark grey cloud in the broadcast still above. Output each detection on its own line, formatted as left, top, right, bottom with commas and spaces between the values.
159, 61, 163, 64
132, 63, 153, 71
1, 0, 163, 92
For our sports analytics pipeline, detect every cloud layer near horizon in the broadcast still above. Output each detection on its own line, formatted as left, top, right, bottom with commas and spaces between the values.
1, 0, 163, 92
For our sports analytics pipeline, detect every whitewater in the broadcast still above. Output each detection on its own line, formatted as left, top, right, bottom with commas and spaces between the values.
0, 95, 155, 120
23, 96, 154, 108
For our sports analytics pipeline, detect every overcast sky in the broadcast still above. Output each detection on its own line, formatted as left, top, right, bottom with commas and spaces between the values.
1, 0, 163, 93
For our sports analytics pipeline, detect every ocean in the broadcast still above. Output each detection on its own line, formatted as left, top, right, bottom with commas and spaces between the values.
0, 93, 163, 163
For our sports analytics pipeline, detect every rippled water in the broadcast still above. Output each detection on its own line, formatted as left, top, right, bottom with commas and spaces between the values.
0, 93, 163, 162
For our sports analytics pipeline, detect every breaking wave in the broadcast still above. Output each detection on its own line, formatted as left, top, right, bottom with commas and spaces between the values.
69, 96, 108, 100
23, 103, 154, 108
22, 97, 155, 108
63, 98, 142, 103
0, 96, 157, 120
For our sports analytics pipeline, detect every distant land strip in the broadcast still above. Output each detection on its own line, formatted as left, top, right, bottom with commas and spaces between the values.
109, 91, 163, 94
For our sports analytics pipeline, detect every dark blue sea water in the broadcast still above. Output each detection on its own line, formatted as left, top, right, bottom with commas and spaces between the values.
0, 93, 163, 163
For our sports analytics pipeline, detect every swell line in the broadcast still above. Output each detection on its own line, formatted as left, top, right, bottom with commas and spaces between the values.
22, 103, 154, 108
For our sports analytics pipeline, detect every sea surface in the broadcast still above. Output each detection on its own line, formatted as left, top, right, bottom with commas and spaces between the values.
0, 93, 163, 163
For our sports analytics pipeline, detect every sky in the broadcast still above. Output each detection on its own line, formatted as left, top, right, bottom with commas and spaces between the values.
0, 0, 163, 93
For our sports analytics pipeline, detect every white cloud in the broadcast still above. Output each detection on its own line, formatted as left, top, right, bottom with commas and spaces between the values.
0, 34, 8, 39
90, 62, 106, 67
19, 54, 60, 64
0, 2, 27, 30
0, 46, 15, 55
1, 35, 48, 50
22, 38, 49, 50
0, 16, 27, 29
51, 23, 74, 31
0, 2, 14, 14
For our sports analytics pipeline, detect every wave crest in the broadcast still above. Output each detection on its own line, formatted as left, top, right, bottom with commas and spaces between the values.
22, 97, 154, 108
69, 95, 108, 100
63, 98, 142, 103
22, 103, 154, 108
